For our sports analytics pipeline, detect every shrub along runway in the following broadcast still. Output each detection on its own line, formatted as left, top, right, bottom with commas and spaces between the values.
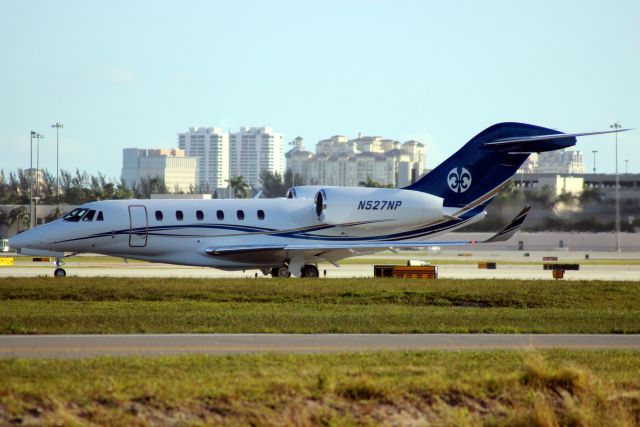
1, 277, 639, 334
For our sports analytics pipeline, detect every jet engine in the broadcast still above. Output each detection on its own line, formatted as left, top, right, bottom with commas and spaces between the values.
309, 187, 444, 229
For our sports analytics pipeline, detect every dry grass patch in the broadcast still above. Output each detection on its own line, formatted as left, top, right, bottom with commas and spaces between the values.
1, 350, 639, 425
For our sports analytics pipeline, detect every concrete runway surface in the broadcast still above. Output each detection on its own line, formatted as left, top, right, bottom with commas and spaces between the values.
1, 334, 639, 358
3, 261, 640, 281
2, 244, 640, 280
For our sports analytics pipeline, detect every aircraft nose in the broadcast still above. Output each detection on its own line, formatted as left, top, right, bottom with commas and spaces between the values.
8, 233, 23, 250
8, 229, 36, 250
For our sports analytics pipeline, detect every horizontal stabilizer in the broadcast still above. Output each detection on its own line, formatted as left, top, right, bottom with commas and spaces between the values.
485, 128, 631, 146
482, 206, 531, 243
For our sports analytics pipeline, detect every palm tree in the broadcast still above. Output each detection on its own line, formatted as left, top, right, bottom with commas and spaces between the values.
8, 206, 29, 233
46, 206, 65, 223
228, 176, 249, 199
0, 209, 8, 238
359, 176, 390, 188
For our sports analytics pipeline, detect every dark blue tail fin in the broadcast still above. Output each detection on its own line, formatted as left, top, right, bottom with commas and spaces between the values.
404, 122, 577, 208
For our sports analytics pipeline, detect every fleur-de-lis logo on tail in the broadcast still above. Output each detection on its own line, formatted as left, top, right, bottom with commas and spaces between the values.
447, 167, 472, 193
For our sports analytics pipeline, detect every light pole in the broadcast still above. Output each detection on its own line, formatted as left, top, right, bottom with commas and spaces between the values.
33, 133, 44, 228
625, 159, 629, 175
592, 150, 598, 174
610, 122, 622, 252
29, 131, 35, 229
51, 122, 63, 204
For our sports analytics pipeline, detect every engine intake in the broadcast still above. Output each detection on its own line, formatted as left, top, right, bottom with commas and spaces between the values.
315, 189, 327, 219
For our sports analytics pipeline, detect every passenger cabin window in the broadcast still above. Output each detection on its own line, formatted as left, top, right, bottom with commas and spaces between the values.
96, 211, 104, 221
196, 210, 204, 221
176, 210, 184, 221
63, 208, 89, 222
257, 210, 265, 220
155, 211, 163, 221
216, 210, 224, 220
82, 210, 96, 222
237, 210, 245, 220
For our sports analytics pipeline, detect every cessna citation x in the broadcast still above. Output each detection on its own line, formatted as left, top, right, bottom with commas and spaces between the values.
9, 122, 629, 278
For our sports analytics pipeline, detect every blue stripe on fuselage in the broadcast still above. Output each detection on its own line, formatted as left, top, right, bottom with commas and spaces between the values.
51, 205, 488, 245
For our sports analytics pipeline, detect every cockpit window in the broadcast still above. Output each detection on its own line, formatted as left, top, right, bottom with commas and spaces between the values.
82, 210, 96, 222
63, 208, 89, 222
96, 211, 104, 221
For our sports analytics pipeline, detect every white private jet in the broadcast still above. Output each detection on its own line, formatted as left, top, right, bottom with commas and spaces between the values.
9, 122, 629, 278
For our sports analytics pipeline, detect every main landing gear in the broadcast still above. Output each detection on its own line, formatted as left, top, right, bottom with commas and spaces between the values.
270, 264, 319, 278
301, 264, 319, 278
53, 258, 66, 278
271, 266, 291, 278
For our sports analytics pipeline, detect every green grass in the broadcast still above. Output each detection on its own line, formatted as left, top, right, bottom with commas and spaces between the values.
1, 277, 640, 334
1, 350, 639, 425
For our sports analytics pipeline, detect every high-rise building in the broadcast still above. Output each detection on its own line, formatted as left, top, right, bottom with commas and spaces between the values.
316, 135, 354, 156
286, 137, 314, 185
286, 135, 425, 187
230, 127, 284, 189
177, 127, 229, 192
121, 148, 198, 193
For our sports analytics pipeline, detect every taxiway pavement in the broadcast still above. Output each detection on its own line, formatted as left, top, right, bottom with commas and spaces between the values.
2, 248, 640, 280
1, 334, 639, 358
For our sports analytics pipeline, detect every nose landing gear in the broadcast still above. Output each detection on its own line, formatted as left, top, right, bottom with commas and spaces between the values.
53, 258, 66, 278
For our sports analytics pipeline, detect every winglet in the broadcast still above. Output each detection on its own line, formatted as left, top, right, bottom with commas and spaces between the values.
482, 206, 531, 243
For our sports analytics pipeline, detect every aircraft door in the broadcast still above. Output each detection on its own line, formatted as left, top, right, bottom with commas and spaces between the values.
128, 205, 148, 247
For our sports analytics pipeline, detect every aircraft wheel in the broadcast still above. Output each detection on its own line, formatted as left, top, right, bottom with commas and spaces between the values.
54, 268, 66, 278
301, 265, 319, 278
276, 266, 291, 278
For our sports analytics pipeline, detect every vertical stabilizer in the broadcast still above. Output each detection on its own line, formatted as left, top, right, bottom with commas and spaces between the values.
405, 122, 576, 208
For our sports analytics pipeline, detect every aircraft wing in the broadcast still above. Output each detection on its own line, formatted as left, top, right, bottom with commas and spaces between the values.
206, 207, 531, 257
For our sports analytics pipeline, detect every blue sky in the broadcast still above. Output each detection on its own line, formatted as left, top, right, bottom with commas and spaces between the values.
1, 0, 638, 180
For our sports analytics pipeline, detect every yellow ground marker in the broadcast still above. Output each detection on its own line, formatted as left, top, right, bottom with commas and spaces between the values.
0, 257, 14, 266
